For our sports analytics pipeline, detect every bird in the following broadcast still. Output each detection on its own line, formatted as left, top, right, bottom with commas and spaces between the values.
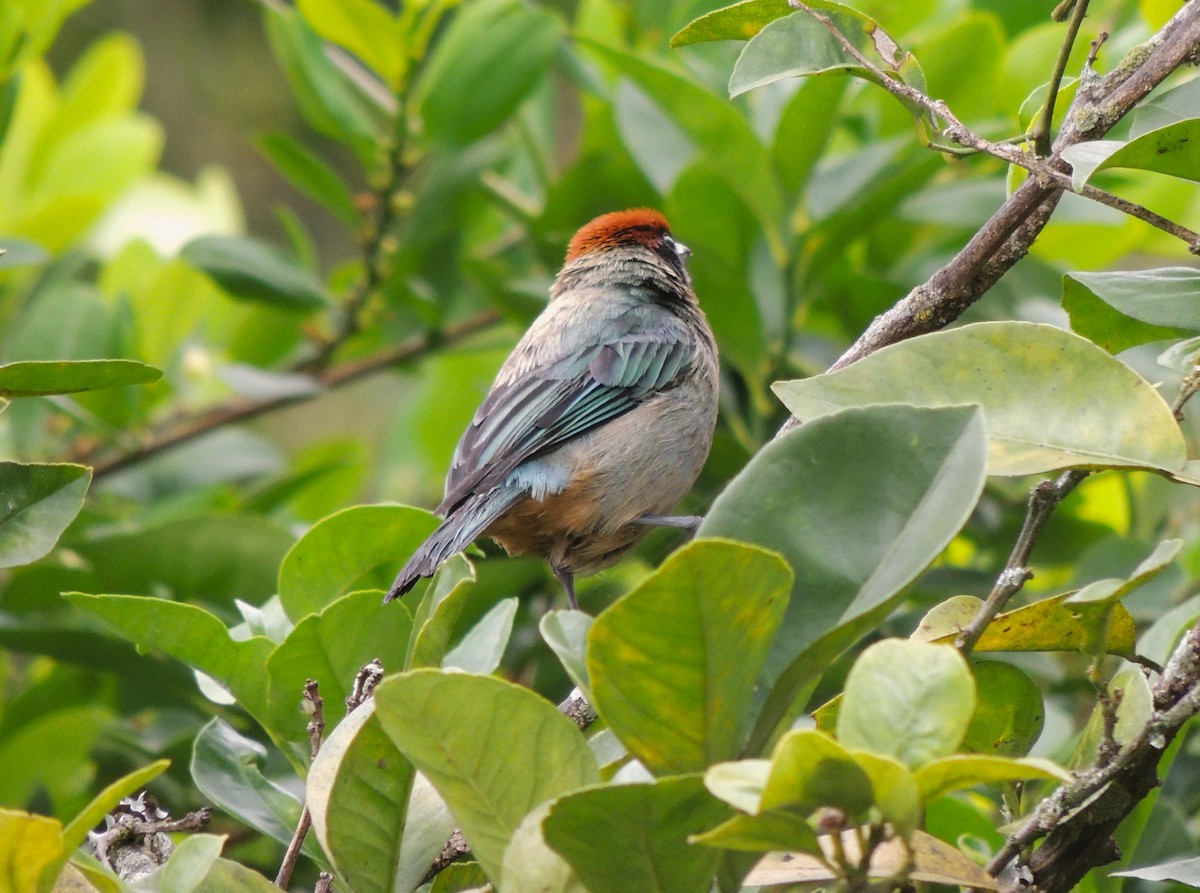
385, 208, 719, 610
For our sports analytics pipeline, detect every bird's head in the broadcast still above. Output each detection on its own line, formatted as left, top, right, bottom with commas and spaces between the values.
565, 208, 691, 279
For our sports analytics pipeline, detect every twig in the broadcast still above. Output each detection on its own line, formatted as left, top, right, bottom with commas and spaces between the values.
314, 873, 335, 893
275, 680, 326, 889
346, 658, 385, 712
80, 310, 502, 479
1172, 365, 1200, 421
1034, 0, 1091, 154
956, 470, 1089, 654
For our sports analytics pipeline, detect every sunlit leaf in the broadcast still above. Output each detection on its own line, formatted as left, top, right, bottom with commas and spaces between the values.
0, 463, 90, 569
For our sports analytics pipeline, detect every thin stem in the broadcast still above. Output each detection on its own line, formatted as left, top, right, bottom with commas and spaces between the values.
1172, 365, 1200, 421
1034, 0, 1092, 154
275, 681, 326, 889
81, 310, 502, 479
956, 470, 1088, 655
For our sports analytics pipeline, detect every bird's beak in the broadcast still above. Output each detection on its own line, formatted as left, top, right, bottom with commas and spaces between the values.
673, 239, 691, 262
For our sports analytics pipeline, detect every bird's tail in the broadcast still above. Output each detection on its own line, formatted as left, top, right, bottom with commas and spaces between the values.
384, 488, 524, 603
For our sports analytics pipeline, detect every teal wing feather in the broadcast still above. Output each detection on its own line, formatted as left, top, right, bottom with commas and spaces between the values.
437, 330, 692, 514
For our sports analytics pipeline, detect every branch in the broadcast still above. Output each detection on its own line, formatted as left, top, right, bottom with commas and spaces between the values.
80, 310, 502, 479
956, 470, 1089, 654
987, 620, 1200, 892
778, 0, 1200, 386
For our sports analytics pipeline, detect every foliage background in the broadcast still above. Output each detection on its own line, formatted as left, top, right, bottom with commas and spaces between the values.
3, 0, 1200, 891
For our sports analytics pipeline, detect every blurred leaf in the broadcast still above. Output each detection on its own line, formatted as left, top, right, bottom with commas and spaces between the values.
181, 235, 330, 311
670, 0, 792, 46
74, 515, 294, 606
1063, 268, 1200, 353
0, 463, 90, 569
543, 777, 729, 893
759, 729, 873, 816
588, 540, 791, 775
0, 360, 160, 397
64, 594, 273, 724
0, 705, 110, 810
699, 405, 987, 751
256, 133, 359, 228
263, 7, 380, 162
1159, 336, 1200, 373
190, 719, 309, 851
1062, 120, 1200, 189
588, 44, 784, 251
960, 661, 1044, 757
540, 610, 593, 701
0, 809, 61, 893
266, 591, 414, 753
375, 669, 599, 882
408, 556, 478, 669
913, 754, 1068, 801
418, 0, 561, 146
850, 751, 921, 835
307, 700, 448, 893
1132, 77, 1200, 136
193, 858, 283, 893
277, 504, 438, 620
141, 834, 225, 893
0, 239, 49, 269
838, 640, 974, 770
498, 802, 583, 893
774, 322, 1187, 476
1066, 538, 1183, 605
442, 597, 516, 674
296, 0, 405, 88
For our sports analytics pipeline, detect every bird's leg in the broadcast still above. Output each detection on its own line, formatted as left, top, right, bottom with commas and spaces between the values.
633, 514, 704, 536
552, 564, 579, 610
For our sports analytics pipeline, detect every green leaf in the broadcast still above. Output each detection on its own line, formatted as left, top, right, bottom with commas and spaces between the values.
266, 591, 414, 753
295, 0, 405, 87
1064, 267, 1200, 352
1159, 336, 1200, 373
277, 504, 438, 620
587, 44, 784, 252
193, 858, 283, 893
1061, 119, 1200, 189
1066, 538, 1183, 605
670, 0, 792, 46
145, 834, 226, 893
374, 669, 599, 882
190, 719, 308, 850
540, 610, 593, 702
418, 0, 562, 146
588, 539, 792, 775
181, 235, 330, 311
690, 810, 818, 853
960, 661, 1044, 757
1072, 664, 1153, 770
256, 133, 359, 228
848, 751, 921, 835
699, 405, 987, 751
728, 2, 929, 135
1064, 288, 1191, 355
0, 706, 111, 814
442, 597, 517, 674
0, 810, 61, 893
499, 802, 585, 893
64, 594, 273, 724
913, 754, 1068, 802
0, 463, 90, 569
74, 515, 294, 606
760, 729, 873, 816
408, 556, 478, 669
307, 700, 448, 893
0, 239, 50, 269
0, 359, 160, 397
773, 322, 1187, 476
703, 759, 770, 813
838, 639, 975, 770
543, 777, 729, 893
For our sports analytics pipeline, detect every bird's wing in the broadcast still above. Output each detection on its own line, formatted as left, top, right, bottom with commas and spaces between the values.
437, 324, 693, 514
